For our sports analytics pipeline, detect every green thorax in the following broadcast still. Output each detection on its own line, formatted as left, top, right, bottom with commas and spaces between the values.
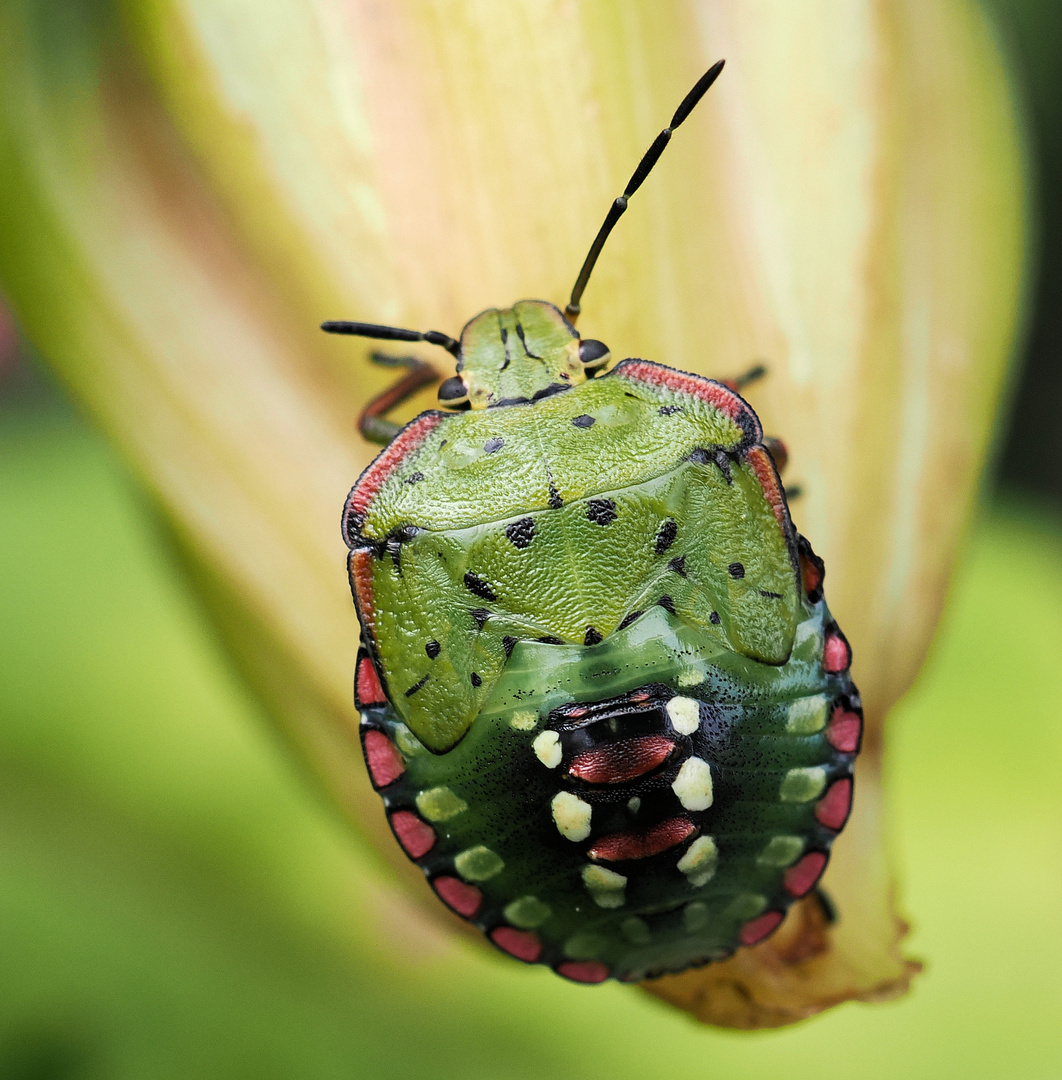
350, 359, 799, 752
458, 300, 584, 408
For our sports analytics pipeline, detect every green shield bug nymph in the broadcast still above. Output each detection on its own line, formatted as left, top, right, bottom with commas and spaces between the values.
328, 60, 860, 984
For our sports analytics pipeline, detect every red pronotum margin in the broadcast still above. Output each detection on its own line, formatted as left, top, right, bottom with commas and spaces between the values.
350, 548, 376, 635
746, 445, 789, 530
616, 360, 756, 432
348, 412, 445, 518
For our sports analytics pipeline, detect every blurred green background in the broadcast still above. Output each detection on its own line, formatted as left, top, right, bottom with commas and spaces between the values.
2, 2, 1062, 1078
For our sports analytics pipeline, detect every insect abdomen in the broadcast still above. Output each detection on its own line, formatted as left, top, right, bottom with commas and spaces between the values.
357, 596, 858, 983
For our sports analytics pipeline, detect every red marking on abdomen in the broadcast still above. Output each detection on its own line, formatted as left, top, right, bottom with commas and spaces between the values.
355, 655, 386, 708
490, 927, 542, 963
746, 445, 789, 530
739, 909, 784, 946
616, 360, 756, 431
433, 876, 482, 919
568, 735, 676, 784
783, 851, 828, 897
822, 630, 851, 674
363, 729, 404, 788
349, 412, 444, 518
826, 707, 861, 753
815, 778, 853, 831
589, 817, 696, 862
557, 960, 609, 984
389, 810, 435, 859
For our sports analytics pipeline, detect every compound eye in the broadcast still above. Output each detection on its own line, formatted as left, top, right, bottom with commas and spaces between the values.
437, 375, 470, 408
579, 339, 611, 369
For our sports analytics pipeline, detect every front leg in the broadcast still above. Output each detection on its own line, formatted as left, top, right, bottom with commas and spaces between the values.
357, 352, 439, 445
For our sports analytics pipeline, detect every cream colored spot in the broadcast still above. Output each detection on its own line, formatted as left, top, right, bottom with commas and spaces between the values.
533, 730, 562, 768
779, 766, 827, 802
564, 932, 606, 960
582, 864, 627, 908
683, 901, 711, 932
454, 845, 503, 881
440, 440, 484, 469
551, 791, 592, 841
785, 695, 828, 735
757, 835, 805, 867
415, 786, 467, 822
671, 756, 714, 811
725, 893, 767, 920
510, 709, 538, 731
677, 835, 718, 887
793, 620, 823, 661
627, 796, 641, 814
504, 895, 551, 928
393, 723, 425, 757
666, 695, 700, 735
621, 916, 651, 945
677, 665, 705, 688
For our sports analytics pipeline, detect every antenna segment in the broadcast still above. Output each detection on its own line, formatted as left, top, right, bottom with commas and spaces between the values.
565, 59, 725, 320
321, 320, 461, 357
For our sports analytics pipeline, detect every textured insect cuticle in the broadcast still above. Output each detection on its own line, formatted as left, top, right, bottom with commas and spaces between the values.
344, 128, 860, 980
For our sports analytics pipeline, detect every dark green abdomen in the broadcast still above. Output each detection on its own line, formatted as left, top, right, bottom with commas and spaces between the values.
358, 602, 859, 983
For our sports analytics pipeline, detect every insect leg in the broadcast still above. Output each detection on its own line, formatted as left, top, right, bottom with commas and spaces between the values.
812, 886, 838, 925
357, 352, 439, 445
763, 436, 789, 476
726, 363, 768, 391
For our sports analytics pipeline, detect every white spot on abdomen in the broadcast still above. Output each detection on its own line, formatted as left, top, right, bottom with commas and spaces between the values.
671, 756, 714, 811
677, 835, 718, 887
581, 864, 627, 908
666, 696, 700, 735
779, 766, 827, 802
510, 709, 538, 731
415, 786, 467, 821
533, 730, 562, 768
552, 791, 592, 841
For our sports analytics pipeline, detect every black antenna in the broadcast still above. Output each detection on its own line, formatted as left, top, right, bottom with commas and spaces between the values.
321, 320, 461, 357
565, 59, 725, 321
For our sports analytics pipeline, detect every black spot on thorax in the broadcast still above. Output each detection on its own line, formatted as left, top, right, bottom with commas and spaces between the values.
655, 519, 677, 554
506, 517, 535, 548
342, 505, 367, 548
586, 498, 617, 526
405, 674, 429, 697
464, 571, 497, 601
687, 447, 732, 484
